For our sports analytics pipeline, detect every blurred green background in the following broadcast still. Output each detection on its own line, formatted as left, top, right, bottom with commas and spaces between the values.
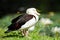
0, 0, 60, 40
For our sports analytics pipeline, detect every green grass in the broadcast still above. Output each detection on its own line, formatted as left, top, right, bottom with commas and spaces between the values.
0, 13, 60, 40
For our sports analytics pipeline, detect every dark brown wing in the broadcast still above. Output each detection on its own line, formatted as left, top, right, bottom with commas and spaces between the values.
17, 14, 34, 23
7, 14, 35, 31
11, 14, 24, 23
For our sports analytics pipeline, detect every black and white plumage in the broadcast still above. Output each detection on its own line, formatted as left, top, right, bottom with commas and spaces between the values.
5, 8, 40, 36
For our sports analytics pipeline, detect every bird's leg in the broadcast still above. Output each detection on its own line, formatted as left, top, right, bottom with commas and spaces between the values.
21, 29, 27, 36
20, 29, 29, 37
21, 30, 25, 36
25, 31, 31, 39
22, 29, 29, 37
25, 31, 29, 37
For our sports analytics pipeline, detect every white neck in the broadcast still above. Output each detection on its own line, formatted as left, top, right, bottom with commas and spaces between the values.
29, 13, 39, 22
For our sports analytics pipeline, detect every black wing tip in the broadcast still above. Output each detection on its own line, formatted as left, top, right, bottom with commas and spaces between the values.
4, 31, 9, 33
4, 30, 11, 33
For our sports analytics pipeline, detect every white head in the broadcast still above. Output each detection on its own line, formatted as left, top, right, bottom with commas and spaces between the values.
26, 8, 40, 16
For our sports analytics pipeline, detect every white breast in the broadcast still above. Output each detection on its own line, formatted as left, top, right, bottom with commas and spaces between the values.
20, 17, 36, 30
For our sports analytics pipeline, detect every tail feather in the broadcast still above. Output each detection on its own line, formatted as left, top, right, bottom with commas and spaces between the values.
5, 30, 11, 33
